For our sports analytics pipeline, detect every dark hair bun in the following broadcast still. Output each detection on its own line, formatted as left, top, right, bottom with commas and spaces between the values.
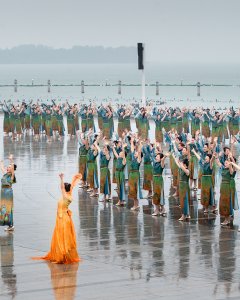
183, 158, 189, 168
207, 154, 212, 160
14, 164, 17, 171
64, 183, 71, 192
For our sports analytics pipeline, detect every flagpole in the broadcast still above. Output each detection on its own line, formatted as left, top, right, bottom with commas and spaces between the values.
142, 69, 146, 106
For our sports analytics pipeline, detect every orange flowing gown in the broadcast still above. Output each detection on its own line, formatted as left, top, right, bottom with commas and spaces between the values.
34, 192, 80, 264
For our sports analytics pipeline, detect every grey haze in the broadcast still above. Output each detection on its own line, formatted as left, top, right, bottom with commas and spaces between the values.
0, 0, 240, 63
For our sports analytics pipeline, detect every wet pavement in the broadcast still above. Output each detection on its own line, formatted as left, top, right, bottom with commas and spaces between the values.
1, 116, 240, 299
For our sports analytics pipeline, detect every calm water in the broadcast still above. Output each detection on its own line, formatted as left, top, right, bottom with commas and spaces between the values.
0, 63, 240, 107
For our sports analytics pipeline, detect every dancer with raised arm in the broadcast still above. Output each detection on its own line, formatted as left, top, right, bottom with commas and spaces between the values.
0, 155, 16, 231
77, 131, 89, 188
172, 154, 191, 221
215, 156, 235, 226
112, 142, 127, 206
128, 138, 143, 211
96, 140, 111, 202
151, 151, 169, 217
86, 139, 99, 197
33, 173, 82, 264
191, 148, 216, 213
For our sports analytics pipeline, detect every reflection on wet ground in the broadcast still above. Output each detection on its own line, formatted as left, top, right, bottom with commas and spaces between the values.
1, 118, 240, 299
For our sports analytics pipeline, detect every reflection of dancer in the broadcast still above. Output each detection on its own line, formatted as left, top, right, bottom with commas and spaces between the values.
34, 173, 82, 264
0, 234, 17, 298
46, 262, 79, 300
0, 155, 17, 231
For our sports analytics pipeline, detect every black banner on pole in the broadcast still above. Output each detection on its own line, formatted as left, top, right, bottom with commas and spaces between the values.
137, 43, 144, 70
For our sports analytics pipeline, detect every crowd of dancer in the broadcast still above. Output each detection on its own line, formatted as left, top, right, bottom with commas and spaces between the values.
1, 100, 240, 234
69, 102, 239, 229
1, 100, 240, 264
78, 126, 240, 227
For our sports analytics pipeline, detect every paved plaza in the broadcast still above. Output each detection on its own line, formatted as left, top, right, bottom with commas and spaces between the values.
0, 116, 240, 299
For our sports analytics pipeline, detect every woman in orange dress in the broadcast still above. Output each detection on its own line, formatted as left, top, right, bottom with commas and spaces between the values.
34, 173, 82, 264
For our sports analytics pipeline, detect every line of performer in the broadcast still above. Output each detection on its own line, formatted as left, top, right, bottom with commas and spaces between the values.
2, 100, 240, 142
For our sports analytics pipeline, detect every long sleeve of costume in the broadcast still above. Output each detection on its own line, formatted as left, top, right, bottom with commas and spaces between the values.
164, 132, 172, 145
196, 136, 205, 156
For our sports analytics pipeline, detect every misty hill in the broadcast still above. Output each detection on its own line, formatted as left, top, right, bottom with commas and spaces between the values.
0, 45, 136, 64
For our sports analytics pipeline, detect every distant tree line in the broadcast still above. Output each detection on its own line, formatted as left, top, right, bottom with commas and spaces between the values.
0, 45, 136, 64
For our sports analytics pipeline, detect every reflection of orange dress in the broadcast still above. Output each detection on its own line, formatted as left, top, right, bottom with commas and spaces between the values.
40, 194, 80, 264
46, 262, 79, 300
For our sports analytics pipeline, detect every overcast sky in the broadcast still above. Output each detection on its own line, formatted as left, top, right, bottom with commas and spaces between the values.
0, 0, 240, 63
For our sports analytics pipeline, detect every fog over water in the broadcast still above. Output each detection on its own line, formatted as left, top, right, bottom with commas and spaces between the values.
0, 63, 240, 107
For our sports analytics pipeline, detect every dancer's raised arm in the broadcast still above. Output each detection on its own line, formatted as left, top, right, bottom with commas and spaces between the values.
0, 160, 5, 174
191, 148, 201, 161
230, 161, 240, 171
179, 161, 190, 176
59, 173, 66, 196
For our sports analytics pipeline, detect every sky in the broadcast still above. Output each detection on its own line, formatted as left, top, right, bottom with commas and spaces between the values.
0, 0, 240, 63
